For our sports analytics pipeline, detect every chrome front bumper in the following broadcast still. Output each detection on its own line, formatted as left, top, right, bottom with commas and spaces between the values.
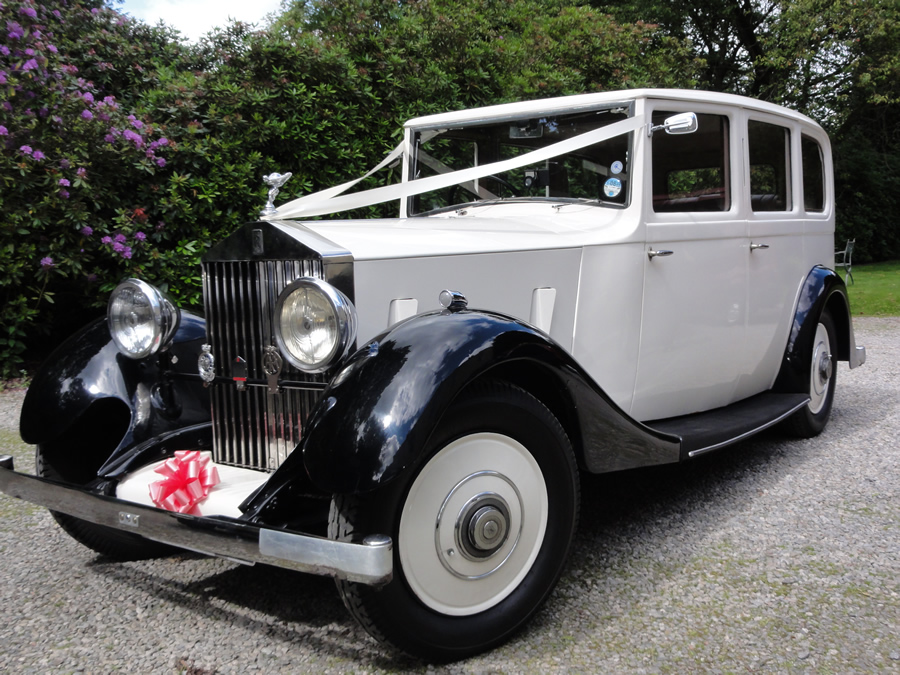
0, 456, 392, 585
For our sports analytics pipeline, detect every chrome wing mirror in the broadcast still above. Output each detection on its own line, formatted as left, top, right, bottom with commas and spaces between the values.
647, 112, 698, 137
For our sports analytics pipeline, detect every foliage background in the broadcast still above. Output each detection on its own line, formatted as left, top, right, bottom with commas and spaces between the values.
1, 0, 898, 375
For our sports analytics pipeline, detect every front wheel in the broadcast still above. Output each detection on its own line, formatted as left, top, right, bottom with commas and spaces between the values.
329, 381, 580, 661
785, 309, 837, 438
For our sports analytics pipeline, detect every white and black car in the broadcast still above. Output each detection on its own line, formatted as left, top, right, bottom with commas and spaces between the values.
0, 89, 866, 661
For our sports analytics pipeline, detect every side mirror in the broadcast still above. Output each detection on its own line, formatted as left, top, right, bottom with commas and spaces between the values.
647, 112, 698, 137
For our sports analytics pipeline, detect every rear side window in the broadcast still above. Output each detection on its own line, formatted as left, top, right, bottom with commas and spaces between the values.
748, 120, 791, 212
801, 135, 825, 212
652, 112, 730, 212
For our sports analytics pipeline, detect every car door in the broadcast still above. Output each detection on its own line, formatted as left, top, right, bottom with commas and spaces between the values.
740, 115, 806, 398
632, 107, 749, 422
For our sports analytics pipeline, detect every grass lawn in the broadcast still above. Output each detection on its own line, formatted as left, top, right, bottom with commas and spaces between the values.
840, 260, 900, 316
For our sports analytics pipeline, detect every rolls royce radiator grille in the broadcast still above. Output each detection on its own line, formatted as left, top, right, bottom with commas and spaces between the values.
203, 259, 327, 472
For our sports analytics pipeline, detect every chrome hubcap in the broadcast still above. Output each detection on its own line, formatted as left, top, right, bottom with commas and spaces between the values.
809, 322, 832, 414
457, 494, 510, 560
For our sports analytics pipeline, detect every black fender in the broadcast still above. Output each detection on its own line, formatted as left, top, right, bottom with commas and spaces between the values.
244, 308, 679, 518
774, 266, 865, 394
20, 312, 211, 483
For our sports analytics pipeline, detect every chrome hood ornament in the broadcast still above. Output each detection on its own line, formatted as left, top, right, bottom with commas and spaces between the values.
260, 172, 293, 216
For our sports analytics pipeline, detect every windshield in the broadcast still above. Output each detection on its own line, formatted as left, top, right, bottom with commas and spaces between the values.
408, 105, 633, 216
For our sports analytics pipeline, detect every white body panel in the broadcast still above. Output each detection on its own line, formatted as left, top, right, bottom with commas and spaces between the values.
299, 90, 835, 422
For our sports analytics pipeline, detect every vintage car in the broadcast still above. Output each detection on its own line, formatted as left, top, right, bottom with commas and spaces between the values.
0, 89, 866, 661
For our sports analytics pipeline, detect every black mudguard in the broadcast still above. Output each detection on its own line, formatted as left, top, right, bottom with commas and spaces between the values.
774, 266, 864, 394
20, 312, 212, 482
244, 308, 679, 519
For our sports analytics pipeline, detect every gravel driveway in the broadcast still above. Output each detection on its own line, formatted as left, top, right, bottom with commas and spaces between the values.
1, 317, 897, 674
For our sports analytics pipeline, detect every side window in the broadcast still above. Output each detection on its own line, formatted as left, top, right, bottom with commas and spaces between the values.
748, 120, 791, 212
801, 135, 825, 212
652, 112, 730, 212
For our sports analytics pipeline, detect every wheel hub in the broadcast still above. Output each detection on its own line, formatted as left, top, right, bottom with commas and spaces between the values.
457, 494, 510, 560
817, 351, 833, 382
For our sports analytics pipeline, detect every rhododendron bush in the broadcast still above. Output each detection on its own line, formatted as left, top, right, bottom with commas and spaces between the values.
0, 0, 700, 377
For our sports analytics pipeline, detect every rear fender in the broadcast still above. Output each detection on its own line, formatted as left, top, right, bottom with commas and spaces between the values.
774, 266, 865, 394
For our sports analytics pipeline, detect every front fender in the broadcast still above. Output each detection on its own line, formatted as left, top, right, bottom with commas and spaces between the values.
244, 309, 679, 515
20, 312, 211, 480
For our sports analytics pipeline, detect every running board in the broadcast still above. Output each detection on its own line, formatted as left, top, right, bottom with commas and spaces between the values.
645, 392, 810, 459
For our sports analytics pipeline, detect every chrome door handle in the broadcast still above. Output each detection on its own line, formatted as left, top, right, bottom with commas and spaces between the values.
648, 248, 674, 260
750, 242, 770, 251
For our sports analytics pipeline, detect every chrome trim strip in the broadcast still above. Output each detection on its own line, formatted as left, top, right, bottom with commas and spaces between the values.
0, 463, 392, 586
687, 397, 811, 458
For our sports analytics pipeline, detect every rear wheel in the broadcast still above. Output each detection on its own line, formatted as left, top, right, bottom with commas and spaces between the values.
785, 310, 837, 438
329, 381, 579, 661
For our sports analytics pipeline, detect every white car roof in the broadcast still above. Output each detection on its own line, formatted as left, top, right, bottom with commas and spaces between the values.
404, 88, 820, 130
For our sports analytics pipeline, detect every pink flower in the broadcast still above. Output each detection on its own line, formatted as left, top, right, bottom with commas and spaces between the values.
32, 150, 45, 160
101, 236, 112, 245
58, 178, 70, 187
135, 231, 147, 241
19, 145, 32, 156
76, 167, 87, 178
40, 257, 54, 269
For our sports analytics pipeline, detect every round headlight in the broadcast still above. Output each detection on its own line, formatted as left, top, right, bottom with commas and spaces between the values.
274, 278, 356, 372
108, 279, 180, 359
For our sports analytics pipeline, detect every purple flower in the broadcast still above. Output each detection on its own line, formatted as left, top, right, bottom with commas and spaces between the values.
155, 157, 166, 168
135, 231, 147, 241
59, 190, 69, 198
59, 158, 70, 169
104, 133, 115, 144
81, 110, 92, 120
58, 178, 70, 187
76, 167, 86, 178
25, 48, 34, 56
22, 59, 38, 71
0, 71, 8, 85
7, 21, 24, 40
131, 119, 143, 129
53, 10, 61, 19
122, 129, 142, 148
2, 102, 12, 112
0, 125, 7, 136
102, 96, 117, 108
114, 233, 127, 244
19, 145, 32, 156
48, 44, 57, 54
40, 257, 54, 269
0, 46, 8, 56
91, 8, 99, 15
158, 137, 169, 146
80, 226, 93, 236
32, 150, 45, 160
101, 236, 112, 245
122, 247, 133, 259
156, 221, 165, 232
20, 7, 37, 19
112, 241, 124, 253
39, 107, 48, 117
82, 92, 94, 103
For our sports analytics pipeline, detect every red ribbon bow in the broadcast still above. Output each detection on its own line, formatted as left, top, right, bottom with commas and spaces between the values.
149, 450, 220, 514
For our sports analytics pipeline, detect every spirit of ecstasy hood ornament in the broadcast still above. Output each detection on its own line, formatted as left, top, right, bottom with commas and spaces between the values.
260, 172, 292, 216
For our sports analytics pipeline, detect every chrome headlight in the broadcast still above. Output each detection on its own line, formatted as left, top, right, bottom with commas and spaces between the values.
274, 277, 356, 372
108, 279, 180, 359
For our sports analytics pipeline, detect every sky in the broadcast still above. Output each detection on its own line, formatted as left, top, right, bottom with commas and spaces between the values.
117, 0, 285, 43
